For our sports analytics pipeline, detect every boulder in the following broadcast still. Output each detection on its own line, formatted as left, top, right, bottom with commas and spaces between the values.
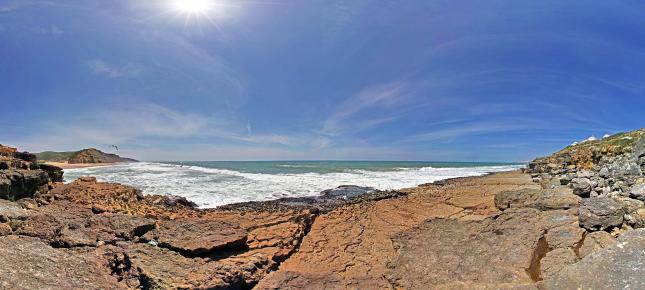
625, 208, 645, 228
540, 229, 645, 289
578, 197, 625, 231
559, 174, 575, 185
614, 196, 644, 211
526, 190, 581, 211
630, 184, 645, 201
571, 178, 592, 196
141, 218, 247, 256
494, 188, 540, 210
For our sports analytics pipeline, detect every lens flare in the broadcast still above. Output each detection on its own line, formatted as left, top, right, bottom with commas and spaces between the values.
172, 0, 215, 15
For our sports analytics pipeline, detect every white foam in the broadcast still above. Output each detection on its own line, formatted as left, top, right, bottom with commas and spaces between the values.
64, 162, 523, 208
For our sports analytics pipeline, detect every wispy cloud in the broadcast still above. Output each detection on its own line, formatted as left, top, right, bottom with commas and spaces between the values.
36, 25, 64, 36
0, 5, 17, 12
9, 102, 308, 152
322, 81, 409, 136
0, 0, 78, 13
86, 59, 143, 78
401, 119, 542, 143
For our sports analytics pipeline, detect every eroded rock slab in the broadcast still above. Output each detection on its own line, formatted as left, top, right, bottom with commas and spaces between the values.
386, 208, 544, 289
103, 243, 272, 289
0, 235, 126, 289
141, 218, 247, 256
540, 229, 645, 289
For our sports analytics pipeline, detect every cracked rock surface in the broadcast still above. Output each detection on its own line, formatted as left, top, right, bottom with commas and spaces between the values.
2, 136, 645, 289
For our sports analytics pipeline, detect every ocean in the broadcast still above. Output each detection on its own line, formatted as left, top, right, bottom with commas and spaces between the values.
64, 161, 523, 208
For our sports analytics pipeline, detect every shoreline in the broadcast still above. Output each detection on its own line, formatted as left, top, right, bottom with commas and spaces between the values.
44, 161, 131, 169
59, 161, 522, 208
2, 132, 644, 289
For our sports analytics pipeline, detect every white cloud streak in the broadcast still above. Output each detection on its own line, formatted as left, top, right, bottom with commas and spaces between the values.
86, 59, 143, 78
322, 81, 409, 136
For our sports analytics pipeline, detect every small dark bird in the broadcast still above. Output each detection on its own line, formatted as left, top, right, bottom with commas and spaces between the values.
111, 145, 119, 151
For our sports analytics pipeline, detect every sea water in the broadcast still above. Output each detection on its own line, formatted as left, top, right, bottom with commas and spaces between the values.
64, 161, 523, 208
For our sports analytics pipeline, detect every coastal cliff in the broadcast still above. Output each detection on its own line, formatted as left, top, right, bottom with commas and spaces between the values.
37, 148, 137, 164
0, 130, 644, 289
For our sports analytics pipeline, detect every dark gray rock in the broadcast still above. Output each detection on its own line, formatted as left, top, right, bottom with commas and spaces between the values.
494, 188, 541, 210
578, 197, 625, 231
37, 164, 64, 183
526, 190, 581, 211
612, 197, 644, 214
598, 167, 610, 178
320, 185, 375, 198
559, 174, 574, 185
540, 229, 645, 290
634, 136, 645, 159
625, 208, 645, 228
607, 159, 642, 177
0, 169, 49, 200
571, 178, 592, 196
630, 184, 645, 201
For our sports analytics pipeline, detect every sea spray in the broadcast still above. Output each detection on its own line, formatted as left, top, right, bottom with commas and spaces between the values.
65, 161, 522, 208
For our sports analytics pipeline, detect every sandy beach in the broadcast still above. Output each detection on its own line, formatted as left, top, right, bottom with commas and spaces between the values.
44, 162, 124, 170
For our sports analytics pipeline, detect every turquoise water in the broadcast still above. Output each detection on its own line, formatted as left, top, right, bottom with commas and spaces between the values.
163, 161, 519, 174
65, 161, 523, 208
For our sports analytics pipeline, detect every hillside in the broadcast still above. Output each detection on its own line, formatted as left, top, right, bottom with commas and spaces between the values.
35, 151, 76, 162
528, 129, 645, 172
36, 148, 137, 164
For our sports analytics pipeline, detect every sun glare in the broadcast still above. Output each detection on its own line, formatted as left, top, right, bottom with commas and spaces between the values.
172, 0, 215, 15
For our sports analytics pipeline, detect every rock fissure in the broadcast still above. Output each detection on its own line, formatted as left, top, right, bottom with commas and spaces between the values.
527, 234, 549, 282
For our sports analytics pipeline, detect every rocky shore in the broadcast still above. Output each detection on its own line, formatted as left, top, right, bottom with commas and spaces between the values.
1, 130, 644, 289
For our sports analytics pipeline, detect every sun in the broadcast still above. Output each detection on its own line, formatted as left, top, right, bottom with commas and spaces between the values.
171, 0, 215, 15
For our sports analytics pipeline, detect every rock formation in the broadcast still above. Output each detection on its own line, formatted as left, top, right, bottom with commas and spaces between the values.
1, 130, 644, 289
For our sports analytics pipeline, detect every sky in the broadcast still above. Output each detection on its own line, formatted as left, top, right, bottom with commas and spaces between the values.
1, 0, 644, 162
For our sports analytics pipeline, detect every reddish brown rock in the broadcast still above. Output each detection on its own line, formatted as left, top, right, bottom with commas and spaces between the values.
141, 218, 247, 256
577, 231, 616, 258
0, 235, 127, 289
12, 201, 155, 247
540, 248, 578, 279
43, 179, 197, 218
102, 243, 272, 289
386, 208, 545, 289
256, 171, 539, 289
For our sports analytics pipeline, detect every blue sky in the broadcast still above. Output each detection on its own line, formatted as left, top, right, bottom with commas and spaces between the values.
1, 0, 644, 161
